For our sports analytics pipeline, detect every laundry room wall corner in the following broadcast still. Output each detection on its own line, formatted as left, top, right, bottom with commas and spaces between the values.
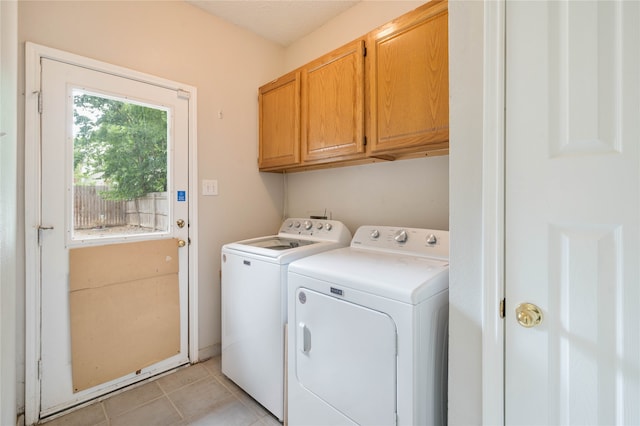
448, 1, 489, 425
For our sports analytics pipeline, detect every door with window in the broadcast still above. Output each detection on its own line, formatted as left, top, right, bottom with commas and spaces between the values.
37, 56, 191, 417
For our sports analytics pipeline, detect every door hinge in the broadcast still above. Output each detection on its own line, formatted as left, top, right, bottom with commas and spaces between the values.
363, 136, 367, 146
37, 225, 54, 246
36, 91, 43, 114
363, 45, 367, 57
499, 298, 506, 319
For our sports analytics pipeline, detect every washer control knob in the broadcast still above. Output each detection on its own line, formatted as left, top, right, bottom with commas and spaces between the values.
370, 229, 380, 239
325, 223, 333, 231
294, 221, 301, 228
287, 221, 293, 228
316, 222, 323, 230
426, 234, 437, 245
303, 220, 313, 230
394, 230, 408, 243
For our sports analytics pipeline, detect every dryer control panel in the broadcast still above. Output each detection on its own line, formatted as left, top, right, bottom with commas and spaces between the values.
351, 225, 449, 260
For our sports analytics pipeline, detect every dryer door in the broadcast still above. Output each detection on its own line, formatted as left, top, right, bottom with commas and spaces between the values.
294, 287, 397, 425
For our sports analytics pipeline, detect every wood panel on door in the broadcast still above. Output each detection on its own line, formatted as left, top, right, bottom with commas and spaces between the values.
69, 239, 180, 392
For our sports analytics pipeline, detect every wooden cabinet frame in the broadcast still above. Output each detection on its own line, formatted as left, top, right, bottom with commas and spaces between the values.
258, 0, 449, 173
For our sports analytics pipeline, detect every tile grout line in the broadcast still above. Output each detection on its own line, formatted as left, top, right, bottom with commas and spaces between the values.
157, 363, 219, 424
105, 378, 190, 423
161, 383, 188, 424
99, 401, 110, 426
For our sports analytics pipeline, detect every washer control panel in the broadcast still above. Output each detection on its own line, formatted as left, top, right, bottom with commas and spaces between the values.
351, 225, 449, 259
278, 218, 350, 243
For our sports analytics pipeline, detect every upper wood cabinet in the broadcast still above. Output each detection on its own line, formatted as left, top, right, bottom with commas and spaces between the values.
258, 70, 301, 170
301, 39, 366, 164
258, 0, 449, 172
368, 0, 449, 156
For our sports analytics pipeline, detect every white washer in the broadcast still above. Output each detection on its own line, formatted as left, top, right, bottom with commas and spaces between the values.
221, 218, 351, 422
287, 225, 449, 426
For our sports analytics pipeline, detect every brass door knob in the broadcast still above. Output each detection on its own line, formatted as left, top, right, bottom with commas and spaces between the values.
177, 239, 186, 247
515, 303, 543, 328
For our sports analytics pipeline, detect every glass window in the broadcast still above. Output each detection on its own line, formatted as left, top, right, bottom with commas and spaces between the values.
72, 90, 170, 239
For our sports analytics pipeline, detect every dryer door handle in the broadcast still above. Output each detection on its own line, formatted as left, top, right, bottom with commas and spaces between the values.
298, 322, 311, 354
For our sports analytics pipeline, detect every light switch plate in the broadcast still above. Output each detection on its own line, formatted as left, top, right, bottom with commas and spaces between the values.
202, 179, 218, 196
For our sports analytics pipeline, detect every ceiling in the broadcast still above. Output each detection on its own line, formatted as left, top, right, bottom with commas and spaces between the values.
186, 1, 361, 47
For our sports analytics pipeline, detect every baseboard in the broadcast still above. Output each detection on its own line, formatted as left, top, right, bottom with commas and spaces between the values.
197, 343, 221, 362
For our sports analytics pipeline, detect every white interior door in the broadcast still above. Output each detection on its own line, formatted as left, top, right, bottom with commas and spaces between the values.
505, 1, 639, 424
38, 57, 190, 417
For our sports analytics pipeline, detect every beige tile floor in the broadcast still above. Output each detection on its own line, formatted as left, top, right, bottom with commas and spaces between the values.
40, 356, 282, 426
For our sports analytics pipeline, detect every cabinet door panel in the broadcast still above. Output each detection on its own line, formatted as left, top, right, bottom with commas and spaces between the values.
370, 1, 448, 154
258, 71, 300, 170
301, 40, 365, 163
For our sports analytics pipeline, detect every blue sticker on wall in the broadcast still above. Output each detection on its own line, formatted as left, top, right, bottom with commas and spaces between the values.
177, 191, 186, 202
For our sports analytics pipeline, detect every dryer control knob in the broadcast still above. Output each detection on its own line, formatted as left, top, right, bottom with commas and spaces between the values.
370, 229, 380, 239
394, 230, 408, 243
294, 221, 301, 228
304, 220, 313, 230
426, 234, 437, 245
316, 222, 323, 230
325, 223, 333, 231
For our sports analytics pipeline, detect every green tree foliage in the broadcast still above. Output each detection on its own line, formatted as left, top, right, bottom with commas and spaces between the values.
73, 93, 168, 201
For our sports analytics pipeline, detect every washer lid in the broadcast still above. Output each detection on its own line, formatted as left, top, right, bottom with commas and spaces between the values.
223, 236, 342, 261
288, 247, 449, 303
243, 236, 316, 251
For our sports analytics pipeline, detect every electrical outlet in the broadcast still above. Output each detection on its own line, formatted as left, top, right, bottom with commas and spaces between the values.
202, 179, 218, 196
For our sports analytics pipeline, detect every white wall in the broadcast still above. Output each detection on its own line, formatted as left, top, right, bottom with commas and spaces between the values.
1, 2, 18, 424
282, 1, 449, 234
17, 0, 286, 410
284, 157, 449, 232
284, 1, 426, 70
448, 1, 485, 424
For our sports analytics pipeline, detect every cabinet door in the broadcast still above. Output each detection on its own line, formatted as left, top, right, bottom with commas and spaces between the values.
369, 0, 449, 155
258, 71, 301, 170
301, 40, 365, 163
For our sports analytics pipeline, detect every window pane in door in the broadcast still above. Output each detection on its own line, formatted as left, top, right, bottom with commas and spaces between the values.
72, 90, 170, 240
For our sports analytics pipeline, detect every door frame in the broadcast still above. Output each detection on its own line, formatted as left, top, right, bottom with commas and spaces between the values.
24, 42, 199, 425
481, 1, 506, 425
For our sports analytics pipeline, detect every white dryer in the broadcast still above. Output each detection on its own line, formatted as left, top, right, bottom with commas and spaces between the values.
221, 218, 351, 422
287, 225, 449, 426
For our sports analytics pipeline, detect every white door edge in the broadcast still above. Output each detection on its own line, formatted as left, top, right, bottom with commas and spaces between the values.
480, 1, 506, 425
24, 42, 199, 425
